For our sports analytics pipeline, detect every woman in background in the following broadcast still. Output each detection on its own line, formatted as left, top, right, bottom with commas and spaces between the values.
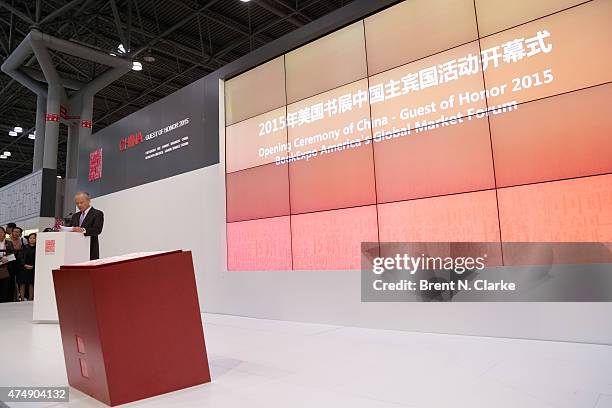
0, 227, 11, 302
18, 233, 36, 301
6, 227, 23, 301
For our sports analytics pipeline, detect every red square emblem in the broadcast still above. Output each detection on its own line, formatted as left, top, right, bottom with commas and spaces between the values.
88, 148, 103, 182
45, 240, 55, 255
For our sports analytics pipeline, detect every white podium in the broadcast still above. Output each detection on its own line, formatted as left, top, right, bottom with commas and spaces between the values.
33, 232, 90, 322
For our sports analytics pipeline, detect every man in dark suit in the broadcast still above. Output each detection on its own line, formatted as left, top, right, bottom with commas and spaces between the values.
70, 192, 104, 260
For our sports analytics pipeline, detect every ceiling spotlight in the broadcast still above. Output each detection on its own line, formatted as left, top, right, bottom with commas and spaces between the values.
110, 43, 128, 57
13, 126, 23, 133
8, 131, 17, 136
0, 155, 6, 159
240, 0, 251, 2
142, 49, 156, 63
3, 151, 10, 156
28, 133, 35, 140
132, 61, 143, 71
57, 175, 62, 179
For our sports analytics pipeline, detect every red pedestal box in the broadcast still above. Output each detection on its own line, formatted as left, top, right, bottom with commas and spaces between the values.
52, 250, 211, 406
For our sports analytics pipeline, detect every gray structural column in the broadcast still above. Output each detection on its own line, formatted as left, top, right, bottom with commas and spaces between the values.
2, 29, 131, 173
66, 123, 79, 179
64, 95, 92, 182
32, 94, 46, 171
79, 96, 94, 141
63, 122, 80, 214
42, 83, 61, 170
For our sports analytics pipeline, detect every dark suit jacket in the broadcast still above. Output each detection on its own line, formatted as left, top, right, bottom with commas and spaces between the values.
4, 240, 21, 280
70, 207, 104, 260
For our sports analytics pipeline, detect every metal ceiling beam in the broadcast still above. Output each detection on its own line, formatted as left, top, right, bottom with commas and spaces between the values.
255, 0, 306, 28
0, 69, 162, 118
0, 104, 37, 115
0, 0, 35, 26
108, 0, 129, 49
63, 22, 199, 81
0, 0, 105, 110
40, 0, 85, 25
94, 15, 225, 70
212, 0, 327, 61
49, 50, 90, 78
15, 49, 180, 104
8, 2, 15, 50
130, 0, 221, 58
94, 63, 198, 123
35, 0, 41, 23
0, 20, 9, 56
20, 66, 85, 90
56, 0, 242, 69
269, 0, 314, 22
166, 0, 275, 45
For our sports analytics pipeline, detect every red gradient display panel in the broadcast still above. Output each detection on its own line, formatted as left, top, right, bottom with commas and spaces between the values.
368, 41, 488, 139
225, 107, 288, 173
291, 206, 378, 270
374, 115, 495, 203
490, 83, 612, 187
224, 56, 286, 126
475, 0, 587, 37
285, 22, 367, 103
223, 0, 611, 271
364, 0, 478, 75
481, 0, 612, 107
289, 142, 376, 214
227, 216, 292, 271
226, 163, 290, 222
286, 79, 373, 155
497, 174, 612, 242
378, 190, 501, 242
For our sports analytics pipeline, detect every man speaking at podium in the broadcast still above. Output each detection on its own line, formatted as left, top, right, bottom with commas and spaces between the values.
70, 192, 104, 260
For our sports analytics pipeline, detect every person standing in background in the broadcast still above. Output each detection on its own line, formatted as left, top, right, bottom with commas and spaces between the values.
5, 223, 14, 238
6, 226, 23, 301
5, 223, 27, 246
0, 227, 11, 302
17, 233, 36, 301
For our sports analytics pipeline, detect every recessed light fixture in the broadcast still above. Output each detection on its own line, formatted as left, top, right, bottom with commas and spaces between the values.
132, 61, 143, 71
240, 0, 251, 2
14, 126, 23, 133
3, 151, 10, 156
57, 175, 62, 179
0, 155, 6, 159
8, 131, 17, 136
142, 48, 156, 63
28, 133, 35, 139
111, 43, 127, 57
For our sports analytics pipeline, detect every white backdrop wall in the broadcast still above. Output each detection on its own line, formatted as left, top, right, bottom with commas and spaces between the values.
89, 80, 612, 345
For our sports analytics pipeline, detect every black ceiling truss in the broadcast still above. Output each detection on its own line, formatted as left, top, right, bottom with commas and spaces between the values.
0, 0, 351, 187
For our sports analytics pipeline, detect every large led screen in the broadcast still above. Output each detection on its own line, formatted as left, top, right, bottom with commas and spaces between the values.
224, 0, 612, 271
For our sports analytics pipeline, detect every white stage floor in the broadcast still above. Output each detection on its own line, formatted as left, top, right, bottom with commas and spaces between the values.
1, 301, 611, 408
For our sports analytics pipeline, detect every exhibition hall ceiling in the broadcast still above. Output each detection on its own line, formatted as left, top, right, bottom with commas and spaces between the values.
0, 0, 354, 187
